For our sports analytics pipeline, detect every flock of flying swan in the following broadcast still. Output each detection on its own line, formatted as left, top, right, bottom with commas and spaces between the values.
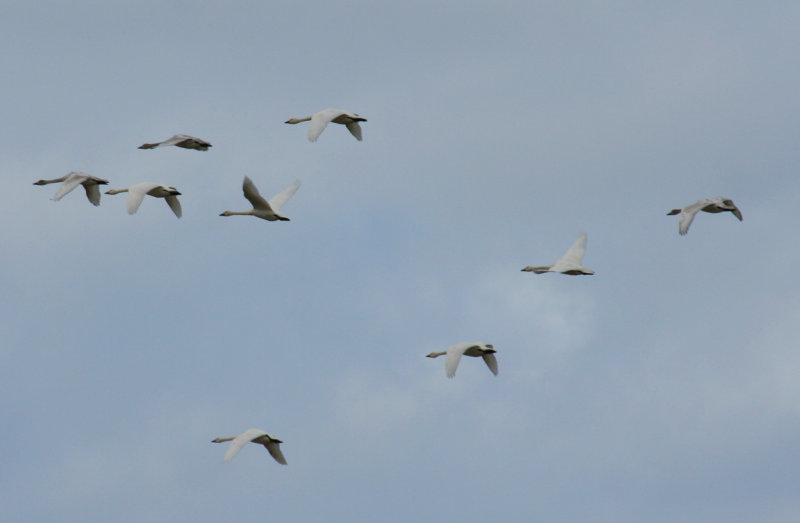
32, 106, 744, 467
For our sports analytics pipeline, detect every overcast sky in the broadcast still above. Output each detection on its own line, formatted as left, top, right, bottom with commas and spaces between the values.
3, 2, 800, 521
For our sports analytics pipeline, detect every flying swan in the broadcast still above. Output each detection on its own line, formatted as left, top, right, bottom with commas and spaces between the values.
220, 177, 301, 221
105, 182, 182, 218
212, 429, 287, 465
285, 108, 366, 142
427, 342, 498, 378
521, 232, 595, 275
667, 197, 743, 235
33, 171, 109, 206
138, 134, 212, 151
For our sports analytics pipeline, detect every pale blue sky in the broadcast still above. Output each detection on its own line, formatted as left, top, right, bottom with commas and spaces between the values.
3, 2, 800, 521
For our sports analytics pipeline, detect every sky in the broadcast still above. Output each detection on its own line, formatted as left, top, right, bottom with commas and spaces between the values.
2, 1, 800, 521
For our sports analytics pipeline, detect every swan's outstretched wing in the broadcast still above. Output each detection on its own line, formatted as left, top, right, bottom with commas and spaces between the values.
308, 111, 334, 142
264, 440, 287, 465
723, 199, 743, 221
165, 195, 182, 218
678, 200, 708, 235
84, 184, 103, 206
242, 176, 272, 212
547, 233, 589, 273
268, 180, 301, 212
223, 429, 269, 463
445, 348, 463, 378
345, 121, 363, 141
125, 182, 159, 215
482, 353, 499, 376
52, 173, 86, 202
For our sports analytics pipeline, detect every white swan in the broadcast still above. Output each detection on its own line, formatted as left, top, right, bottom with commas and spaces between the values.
138, 134, 212, 151
220, 177, 300, 221
34, 172, 109, 206
427, 342, 498, 378
285, 109, 366, 142
212, 429, 287, 465
105, 182, 182, 218
521, 232, 594, 275
667, 197, 743, 235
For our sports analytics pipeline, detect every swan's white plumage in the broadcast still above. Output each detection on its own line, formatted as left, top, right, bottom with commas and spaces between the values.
667, 197, 743, 235
106, 182, 182, 218
138, 134, 211, 151
220, 177, 301, 221
521, 233, 594, 275
286, 108, 366, 142
34, 172, 109, 206
428, 342, 498, 378
213, 428, 287, 465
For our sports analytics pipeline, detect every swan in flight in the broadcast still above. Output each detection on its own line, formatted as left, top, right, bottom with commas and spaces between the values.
521, 232, 594, 275
285, 109, 366, 142
105, 182, 182, 218
212, 429, 287, 465
33, 171, 109, 206
667, 197, 743, 235
138, 134, 212, 151
220, 177, 301, 221
427, 342, 498, 378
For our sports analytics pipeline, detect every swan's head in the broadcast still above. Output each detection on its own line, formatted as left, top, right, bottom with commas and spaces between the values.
666, 209, 681, 216
285, 118, 302, 124
33, 179, 48, 185
105, 188, 126, 195
211, 437, 226, 443
521, 266, 534, 272
220, 211, 232, 216
426, 352, 441, 358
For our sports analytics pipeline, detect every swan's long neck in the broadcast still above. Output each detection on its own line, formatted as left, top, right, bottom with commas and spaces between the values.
220, 210, 255, 216
212, 436, 235, 443
34, 176, 67, 185
105, 188, 130, 195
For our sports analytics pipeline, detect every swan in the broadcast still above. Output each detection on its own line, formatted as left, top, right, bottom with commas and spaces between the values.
667, 197, 743, 235
212, 429, 287, 465
521, 232, 594, 275
285, 109, 366, 142
220, 177, 301, 221
138, 134, 212, 151
33, 171, 109, 206
105, 182, 182, 218
427, 342, 498, 378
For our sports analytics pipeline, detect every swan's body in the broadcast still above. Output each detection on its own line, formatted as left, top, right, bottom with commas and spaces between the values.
105, 182, 182, 218
667, 197, 743, 235
138, 134, 212, 151
212, 429, 287, 465
427, 342, 498, 378
33, 172, 109, 206
220, 177, 300, 221
522, 233, 594, 275
285, 108, 366, 142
